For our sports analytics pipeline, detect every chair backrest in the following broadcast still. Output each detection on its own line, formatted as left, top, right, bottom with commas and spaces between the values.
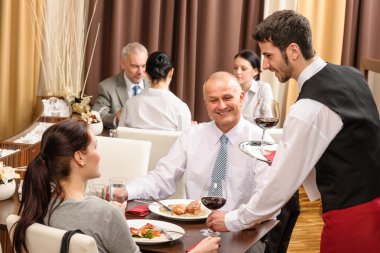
116, 127, 180, 171
116, 127, 185, 198
267, 128, 283, 143
6, 214, 99, 253
88, 136, 151, 185
361, 57, 380, 80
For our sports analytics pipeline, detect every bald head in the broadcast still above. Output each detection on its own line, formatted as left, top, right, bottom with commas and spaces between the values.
203, 71, 244, 133
203, 71, 242, 99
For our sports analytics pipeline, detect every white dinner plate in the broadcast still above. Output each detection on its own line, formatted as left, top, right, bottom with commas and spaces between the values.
149, 199, 211, 221
126, 219, 185, 245
240, 141, 278, 162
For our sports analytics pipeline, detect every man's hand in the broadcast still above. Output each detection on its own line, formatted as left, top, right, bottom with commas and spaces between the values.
115, 108, 123, 125
206, 210, 229, 232
110, 201, 127, 214
106, 186, 128, 203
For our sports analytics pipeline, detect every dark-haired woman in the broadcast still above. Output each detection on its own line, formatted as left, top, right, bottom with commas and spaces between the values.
233, 49, 273, 123
119, 51, 192, 131
11, 119, 220, 253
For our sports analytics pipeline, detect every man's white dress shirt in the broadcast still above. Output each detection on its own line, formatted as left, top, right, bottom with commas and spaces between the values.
126, 118, 273, 211
225, 57, 344, 231
125, 74, 145, 97
119, 88, 192, 131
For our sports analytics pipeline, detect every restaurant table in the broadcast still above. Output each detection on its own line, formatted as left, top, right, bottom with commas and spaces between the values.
0, 195, 277, 253
126, 201, 278, 253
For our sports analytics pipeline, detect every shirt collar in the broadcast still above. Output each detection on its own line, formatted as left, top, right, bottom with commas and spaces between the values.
248, 79, 259, 94
297, 57, 327, 92
124, 74, 144, 92
211, 117, 246, 145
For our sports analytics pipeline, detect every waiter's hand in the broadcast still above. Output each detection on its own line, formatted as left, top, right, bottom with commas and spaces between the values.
206, 210, 229, 232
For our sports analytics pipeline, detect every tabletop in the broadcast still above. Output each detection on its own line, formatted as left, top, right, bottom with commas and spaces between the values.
0, 194, 277, 253
126, 201, 278, 253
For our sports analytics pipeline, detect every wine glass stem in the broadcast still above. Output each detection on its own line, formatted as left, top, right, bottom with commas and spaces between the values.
261, 129, 266, 150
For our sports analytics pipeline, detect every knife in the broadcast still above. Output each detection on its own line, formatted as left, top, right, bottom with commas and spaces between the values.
148, 196, 173, 212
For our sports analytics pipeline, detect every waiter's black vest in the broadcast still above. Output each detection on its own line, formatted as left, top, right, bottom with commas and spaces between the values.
297, 63, 380, 212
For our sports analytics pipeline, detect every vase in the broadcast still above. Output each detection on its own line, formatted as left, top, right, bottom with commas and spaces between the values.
89, 121, 103, 135
0, 179, 16, 201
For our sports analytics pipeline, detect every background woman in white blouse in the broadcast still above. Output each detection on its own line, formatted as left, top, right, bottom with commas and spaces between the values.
233, 49, 273, 123
119, 51, 192, 131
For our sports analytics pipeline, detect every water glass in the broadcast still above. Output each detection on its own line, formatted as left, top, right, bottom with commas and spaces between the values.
109, 129, 117, 138
88, 184, 106, 199
109, 177, 126, 203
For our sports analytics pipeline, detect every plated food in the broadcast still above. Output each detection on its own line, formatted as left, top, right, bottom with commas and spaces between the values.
126, 219, 185, 245
149, 199, 211, 221
130, 223, 161, 239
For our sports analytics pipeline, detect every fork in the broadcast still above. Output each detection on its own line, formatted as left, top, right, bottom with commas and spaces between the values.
160, 228, 189, 238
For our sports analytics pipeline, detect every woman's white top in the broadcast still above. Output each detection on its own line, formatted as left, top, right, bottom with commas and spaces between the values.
119, 88, 191, 131
242, 79, 274, 123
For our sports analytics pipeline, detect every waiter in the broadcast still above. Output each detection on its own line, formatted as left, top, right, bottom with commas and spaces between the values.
207, 10, 380, 253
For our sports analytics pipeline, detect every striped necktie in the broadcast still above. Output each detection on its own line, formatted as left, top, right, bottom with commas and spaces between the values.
209, 134, 228, 196
132, 85, 140, 96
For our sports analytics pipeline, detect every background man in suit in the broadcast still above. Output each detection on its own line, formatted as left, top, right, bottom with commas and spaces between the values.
92, 42, 149, 128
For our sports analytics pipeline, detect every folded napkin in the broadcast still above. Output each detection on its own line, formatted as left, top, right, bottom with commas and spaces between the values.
263, 150, 276, 162
186, 241, 201, 252
127, 205, 150, 216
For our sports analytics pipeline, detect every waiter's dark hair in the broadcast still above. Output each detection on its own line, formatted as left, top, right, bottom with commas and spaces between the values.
253, 10, 315, 60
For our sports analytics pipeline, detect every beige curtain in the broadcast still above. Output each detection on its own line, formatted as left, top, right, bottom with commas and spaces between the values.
261, 0, 298, 126
0, 0, 42, 141
286, 0, 346, 114
261, 1, 346, 123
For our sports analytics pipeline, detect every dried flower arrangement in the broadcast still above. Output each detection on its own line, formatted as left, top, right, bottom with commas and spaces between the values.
28, 0, 99, 101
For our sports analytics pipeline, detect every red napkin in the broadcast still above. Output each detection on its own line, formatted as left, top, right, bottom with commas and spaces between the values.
186, 241, 201, 252
127, 205, 150, 216
263, 150, 276, 162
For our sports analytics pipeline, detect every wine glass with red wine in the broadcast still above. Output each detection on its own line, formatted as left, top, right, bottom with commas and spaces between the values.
253, 98, 280, 153
200, 179, 227, 236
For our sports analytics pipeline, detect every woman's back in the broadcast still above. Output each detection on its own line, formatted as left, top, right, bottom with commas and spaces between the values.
44, 196, 140, 253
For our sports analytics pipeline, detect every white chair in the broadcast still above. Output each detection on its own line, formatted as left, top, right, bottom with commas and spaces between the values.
116, 127, 185, 199
267, 128, 283, 143
6, 214, 99, 253
88, 136, 151, 185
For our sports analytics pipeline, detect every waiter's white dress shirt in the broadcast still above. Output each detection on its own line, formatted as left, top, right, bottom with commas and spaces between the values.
242, 80, 274, 123
225, 57, 344, 231
119, 88, 192, 131
126, 118, 273, 212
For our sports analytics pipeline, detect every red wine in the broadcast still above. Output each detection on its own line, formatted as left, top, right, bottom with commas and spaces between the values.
201, 197, 226, 210
255, 117, 279, 129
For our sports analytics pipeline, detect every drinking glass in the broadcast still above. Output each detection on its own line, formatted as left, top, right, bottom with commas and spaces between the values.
87, 183, 106, 199
200, 179, 227, 236
253, 98, 280, 153
109, 129, 117, 138
109, 177, 126, 203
